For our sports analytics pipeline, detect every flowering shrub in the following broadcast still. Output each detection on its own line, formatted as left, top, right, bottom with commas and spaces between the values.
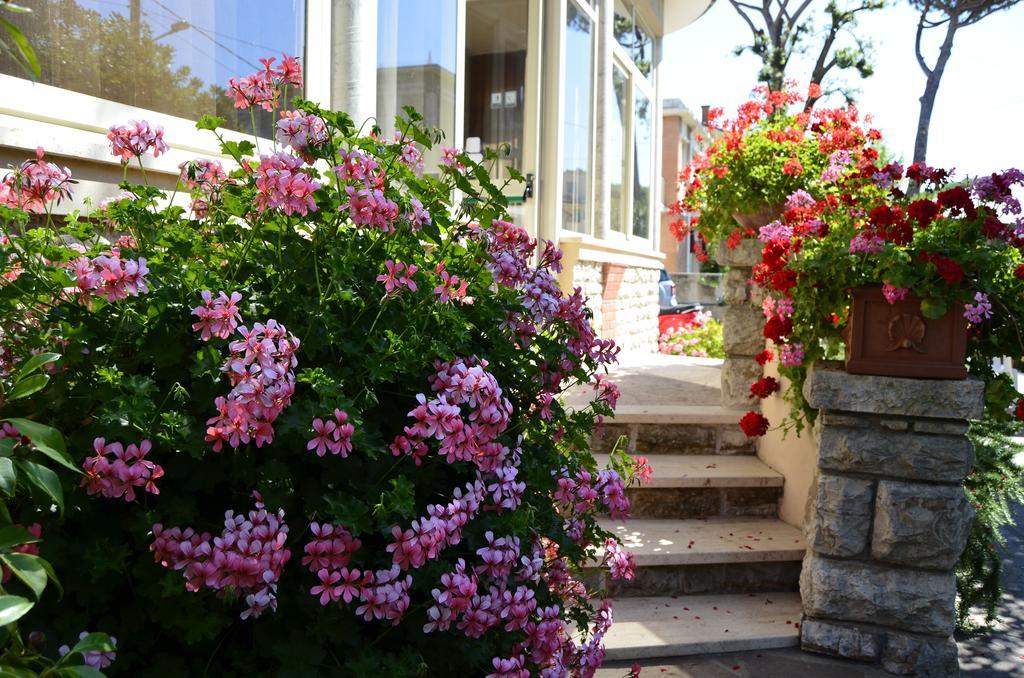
671, 84, 883, 260
0, 56, 643, 675
657, 311, 725, 358
746, 143, 1024, 433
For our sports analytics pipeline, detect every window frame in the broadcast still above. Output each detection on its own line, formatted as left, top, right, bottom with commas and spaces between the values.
608, 9, 656, 246
0, 0, 320, 176
556, 0, 599, 238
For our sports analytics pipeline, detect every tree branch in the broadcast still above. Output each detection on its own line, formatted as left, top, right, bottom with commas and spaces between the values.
914, 2, 934, 77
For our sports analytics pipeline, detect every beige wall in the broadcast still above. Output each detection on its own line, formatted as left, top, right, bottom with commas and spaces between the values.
659, 115, 683, 272
757, 356, 817, 528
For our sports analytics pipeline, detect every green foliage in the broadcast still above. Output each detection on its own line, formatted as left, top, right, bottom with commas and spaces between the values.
957, 420, 1024, 631
0, 95, 633, 675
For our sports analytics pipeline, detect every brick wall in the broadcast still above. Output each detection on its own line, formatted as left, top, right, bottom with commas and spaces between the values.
572, 260, 658, 353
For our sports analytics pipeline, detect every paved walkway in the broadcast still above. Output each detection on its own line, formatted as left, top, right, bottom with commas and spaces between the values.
567, 353, 724, 410
957, 501, 1024, 676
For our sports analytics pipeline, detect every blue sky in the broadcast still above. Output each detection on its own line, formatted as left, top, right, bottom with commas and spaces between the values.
663, 2, 1024, 178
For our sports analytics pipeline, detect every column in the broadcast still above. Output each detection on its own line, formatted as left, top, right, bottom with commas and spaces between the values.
331, 0, 377, 127
594, 0, 614, 241
716, 240, 764, 408
800, 362, 983, 677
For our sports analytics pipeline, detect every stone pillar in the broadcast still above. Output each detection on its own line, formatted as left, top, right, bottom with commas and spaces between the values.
716, 239, 764, 408
799, 362, 983, 677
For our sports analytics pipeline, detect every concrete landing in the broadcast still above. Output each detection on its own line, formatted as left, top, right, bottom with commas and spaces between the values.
593, 454, 782, 488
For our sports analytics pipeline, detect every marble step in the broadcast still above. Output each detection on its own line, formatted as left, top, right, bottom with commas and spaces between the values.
591, 408, 755, 456
592, 518, 805, 597
594, 454, 783, 488
602, 592, 802, 662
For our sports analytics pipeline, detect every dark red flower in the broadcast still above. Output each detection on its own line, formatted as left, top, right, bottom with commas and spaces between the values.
937, 186, 977, 219
755, 349, 775, 365
934, 257, 964, 285
906, 199, 939, 228
739, 411, 770, 438
763, 315, 793, 343
1016, 398, 1024, 421
749, 376, 781, 399
1015, 264, 1024, 280
982, 216, 1009, 240
770, 269, 798, 292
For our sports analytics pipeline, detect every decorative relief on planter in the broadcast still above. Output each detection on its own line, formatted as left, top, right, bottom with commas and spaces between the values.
845, 286, 967, 379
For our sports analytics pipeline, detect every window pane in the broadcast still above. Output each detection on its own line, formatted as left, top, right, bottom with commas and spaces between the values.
610, 67, 627, 234
632, 87, 651, 239
377, 0, 457, 165
562, 0, 593, 234
0, 0, 305, 137
465, 0, 529, 181
613, 1, 652, 78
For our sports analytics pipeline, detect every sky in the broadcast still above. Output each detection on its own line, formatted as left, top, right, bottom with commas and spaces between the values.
662, 1, 1024, 178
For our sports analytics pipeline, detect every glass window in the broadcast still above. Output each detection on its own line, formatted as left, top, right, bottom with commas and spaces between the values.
0, 0, 306, 137
613, 1, 652, 78
376, 0, 457, 156
632, 86, 651, 239
464, 0, 529, 181
562, 0, 594, 234
610, 66, 628, 234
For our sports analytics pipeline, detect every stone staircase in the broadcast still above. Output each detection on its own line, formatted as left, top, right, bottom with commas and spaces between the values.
591, 406, 805, 663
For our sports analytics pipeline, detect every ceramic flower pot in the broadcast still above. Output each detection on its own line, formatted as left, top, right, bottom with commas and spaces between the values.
844, 286, 968, 379
732, 203, 783, 231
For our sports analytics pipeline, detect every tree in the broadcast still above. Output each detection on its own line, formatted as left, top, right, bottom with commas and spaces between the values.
730, 0, 884, 109
909, 0, 1021, 165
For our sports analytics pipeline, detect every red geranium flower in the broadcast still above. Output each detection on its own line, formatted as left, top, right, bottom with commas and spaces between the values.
755, 349, 774, 365
1016, 398, 1024, 421
763, 315, 793, 343
749, 376, 781, 399
739, 411, 770, 438
907, 199, 939, 228
1015, 264, 1024, 280
937, 186, 977, 219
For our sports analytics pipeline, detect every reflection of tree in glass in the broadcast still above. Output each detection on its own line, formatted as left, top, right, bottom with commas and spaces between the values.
0, 0, 279, 136
613, 12, 651, 77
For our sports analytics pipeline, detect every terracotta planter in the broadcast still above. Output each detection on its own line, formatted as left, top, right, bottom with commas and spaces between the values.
732, 203, 783, 231
844, 286, 968, 379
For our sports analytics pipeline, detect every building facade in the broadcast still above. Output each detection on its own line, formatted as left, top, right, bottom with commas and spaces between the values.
0, 0, 711, 352
659, 97, 702, 274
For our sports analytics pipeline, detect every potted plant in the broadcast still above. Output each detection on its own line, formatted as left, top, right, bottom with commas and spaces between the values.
670, 84, 846, 262
744, 153, 1024, 435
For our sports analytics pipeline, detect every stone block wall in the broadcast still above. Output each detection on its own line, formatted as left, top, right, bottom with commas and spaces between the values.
799, 363, 984, 677
574, 260, 658, 353
716, 239, 764, 408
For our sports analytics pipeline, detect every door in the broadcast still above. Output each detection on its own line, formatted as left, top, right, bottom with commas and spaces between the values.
463, 0, 542, 237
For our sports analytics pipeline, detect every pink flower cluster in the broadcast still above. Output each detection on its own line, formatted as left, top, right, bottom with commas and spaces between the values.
553, 466, 631, 522
71, 251, 150, 304
441, 146, 467, 174
227, 54, 302, 111
179, 158, 228, 218
758, 220, 793, 243
307, 409, 355, 457
433, 262, 471, 304
205, 319, 299, 451
407, 197, 431, 231
82, 437, 163, 502
387, 480, 486, 571
0, 147, 73, 213
964, 291, 993, 324
151, 494, 291, 619
276, 111, 328, 155
602, 538, 636, 581
340, 186, 400, 233
59, 631, 117, 669
191, 290, 243, 341
849, 232, 885, 254
780, 342, 805, 367
333, 149, 381, 186
387, 131, 424, 173
392, 357, 514, 471
592, 374, 621, 411
254, 152, 321, 216
377, 260, 418, 295
107, 120, 168, 161
882, 283, 908, 304
302, 522, 364, 604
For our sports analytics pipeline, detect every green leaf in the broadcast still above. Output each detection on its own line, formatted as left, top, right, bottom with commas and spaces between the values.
14, 352, 59, 381
15, 460, 63, 514
920, 297, 948, 320
7, 373, 48, 401
68, 631, 115, 657
0, 594, 33, 626
195, 114, 226, 131
0, 17, 40, 79
37, 554, 63, 597
1, 553, 47, 599
0, 525, 37, 551
2, 418, 76, 472
56, 668, 105, 678
0, 457, 15, 494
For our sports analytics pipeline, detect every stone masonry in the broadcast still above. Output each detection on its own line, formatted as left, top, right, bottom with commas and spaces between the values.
574, 260, 658, 354
799, 362, 984, 677
716, 239, 764, 408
